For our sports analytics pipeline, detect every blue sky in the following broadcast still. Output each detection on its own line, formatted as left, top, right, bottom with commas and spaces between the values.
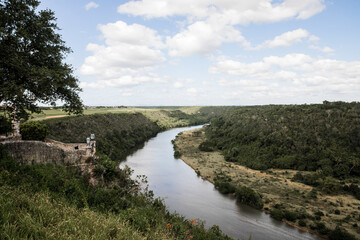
39, 0, 360, 106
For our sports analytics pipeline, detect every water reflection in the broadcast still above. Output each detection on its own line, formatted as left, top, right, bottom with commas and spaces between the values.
120, 126, 320, 240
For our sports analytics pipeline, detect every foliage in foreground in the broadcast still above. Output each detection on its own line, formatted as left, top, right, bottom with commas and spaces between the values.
0, 148, 233, 240
205, 102, 360, 179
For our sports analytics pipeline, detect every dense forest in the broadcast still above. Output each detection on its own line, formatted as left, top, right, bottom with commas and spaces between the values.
205, 102, 360, 179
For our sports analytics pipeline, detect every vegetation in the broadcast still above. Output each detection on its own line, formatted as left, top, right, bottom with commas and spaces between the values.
0, 0, 83, 120
0, 147, 232, 240
205, 102, 360, 179
43, 113, 161, 161
176, 126, 360, 239
0, 115, 12, 135
20, 121, 49, 141
214, 171, 263, 210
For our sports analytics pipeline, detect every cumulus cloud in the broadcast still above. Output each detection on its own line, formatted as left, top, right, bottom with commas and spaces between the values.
118, 0, 325, 56
251, 28, 310, 50
167, 20, 247, 56
80, 21, 167, 88
118, 0, 325, 24
210, 53, 360, 100
85, 2, 99, 11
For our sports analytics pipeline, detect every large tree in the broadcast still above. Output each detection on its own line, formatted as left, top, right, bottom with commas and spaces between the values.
0, 0, 83, 120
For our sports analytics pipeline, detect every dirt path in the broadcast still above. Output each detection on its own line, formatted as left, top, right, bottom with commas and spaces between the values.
174, 129, 360, 239
45, 115, 67, 119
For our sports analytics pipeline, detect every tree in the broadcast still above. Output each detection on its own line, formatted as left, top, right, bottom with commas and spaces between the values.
0, 0, 83, 120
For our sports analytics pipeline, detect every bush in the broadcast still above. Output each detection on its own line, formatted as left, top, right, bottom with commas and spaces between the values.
329, 226, 356, 240
214, 181, 236, 194
198, 141, 214, 152
298, 219, 307, 227
174, 150, 181, 158
284, 210, 298, 222
20, 121, 49, 141
270, 208, 284, 221
0, 115, 12, 135
235, 185, 263, 210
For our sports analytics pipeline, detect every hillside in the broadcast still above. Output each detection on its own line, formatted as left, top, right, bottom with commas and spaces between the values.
205, 102, 360, 179
42, 107, 230, 161
0, 147, 232, 240
43, 113, 161, 161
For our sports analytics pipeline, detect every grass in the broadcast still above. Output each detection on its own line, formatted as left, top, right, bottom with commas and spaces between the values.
0, 185, 168, 240
0, 147, 234, 240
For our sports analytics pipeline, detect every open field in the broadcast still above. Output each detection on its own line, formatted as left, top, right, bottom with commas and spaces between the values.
174, 128, 360, 239
30, 107, 202, 120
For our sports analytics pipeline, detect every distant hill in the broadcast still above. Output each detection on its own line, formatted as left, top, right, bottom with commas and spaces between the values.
205, 102, 360, 179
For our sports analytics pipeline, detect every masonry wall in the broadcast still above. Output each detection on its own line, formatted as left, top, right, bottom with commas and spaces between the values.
1, 141, 89, 166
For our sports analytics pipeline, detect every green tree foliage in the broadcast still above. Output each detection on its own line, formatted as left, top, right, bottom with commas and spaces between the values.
43, 113, 162, 161
205, 102, 360, 179
20, 121, 49, 141
0, 0, 83, 120
0, 115, 12, 135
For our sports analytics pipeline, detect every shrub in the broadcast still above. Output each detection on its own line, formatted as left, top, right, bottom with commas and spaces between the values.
198, 141, 214, 152
329, 226, 356, 240
298, 219, 307, 227
235, 185, 263, 210
20, 121, 49, 141
270, 208, 284, 221
214, 181, 236, 194
284, 210, 298, 222
0, 115, 12, 135
174, 150, 181, 158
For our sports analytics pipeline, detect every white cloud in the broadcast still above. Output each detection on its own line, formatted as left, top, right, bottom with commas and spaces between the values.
118, 1, 325, 56
186, 88, 198, 95
173, 82, 184, 89
210, 54, 360, 99
118, 0, 325, 24
167, 20, 246, 56
85, 2, 99, 11
80, 21, 167, 88
80, 73, 168, 89
98, 21, 165, 48
172, 78, 194, 88
251, 28, 309, 49
309, 45, 335, 53
309, 35, 320, 41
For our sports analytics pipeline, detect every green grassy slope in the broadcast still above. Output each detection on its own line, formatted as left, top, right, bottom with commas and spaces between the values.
0, 148, 233, 240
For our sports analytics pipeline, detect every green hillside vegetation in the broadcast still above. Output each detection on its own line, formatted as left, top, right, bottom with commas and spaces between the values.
205, 102, 360, 180
0, 147, 232, 240
43, 113, 161, 161
42, 107, 230, 161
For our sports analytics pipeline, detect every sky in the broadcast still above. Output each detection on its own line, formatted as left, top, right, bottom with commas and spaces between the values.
38, 0, 360, 106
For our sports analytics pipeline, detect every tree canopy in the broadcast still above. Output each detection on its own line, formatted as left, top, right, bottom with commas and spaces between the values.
0, 0, 83, 119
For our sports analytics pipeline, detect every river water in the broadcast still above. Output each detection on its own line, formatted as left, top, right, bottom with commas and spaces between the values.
120, 126, 320, 240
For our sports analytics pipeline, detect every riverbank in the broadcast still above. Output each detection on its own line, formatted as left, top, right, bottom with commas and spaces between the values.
173, 128, 360, 239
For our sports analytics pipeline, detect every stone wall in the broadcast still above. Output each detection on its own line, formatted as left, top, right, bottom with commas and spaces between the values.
1, 140, 90, 166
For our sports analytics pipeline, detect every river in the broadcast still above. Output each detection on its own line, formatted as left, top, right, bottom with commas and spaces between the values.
120, 125, 320, 240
